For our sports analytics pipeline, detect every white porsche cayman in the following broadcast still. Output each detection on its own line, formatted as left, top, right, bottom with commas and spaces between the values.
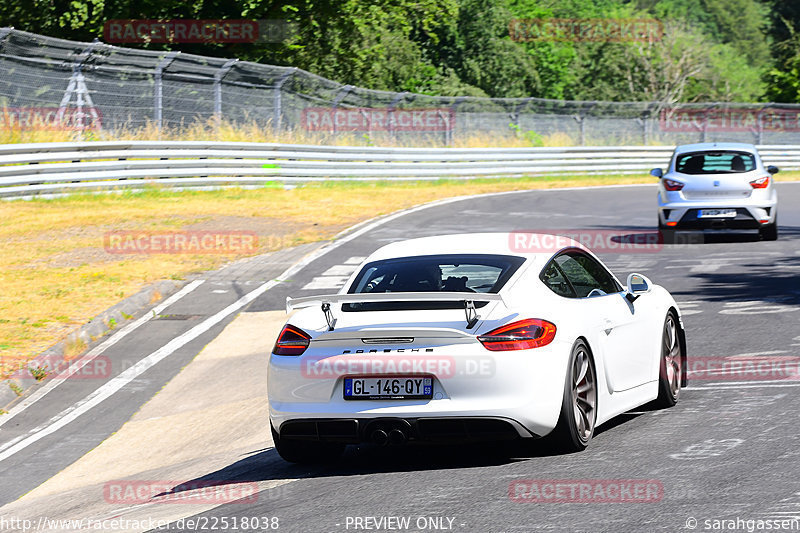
268, 233, 686, 463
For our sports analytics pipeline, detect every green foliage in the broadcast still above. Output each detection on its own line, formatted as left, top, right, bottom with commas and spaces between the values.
762, 0, 800, 102
0, 0, 788, 102
509, 122, 544, 146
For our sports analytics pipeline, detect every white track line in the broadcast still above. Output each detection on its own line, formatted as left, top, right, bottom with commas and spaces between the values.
0, 279, 276, 462
0, 280, 205, 430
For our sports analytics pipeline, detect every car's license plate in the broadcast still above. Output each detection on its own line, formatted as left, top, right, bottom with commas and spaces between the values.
344, 376, 433, 400
698, 209, 737, 218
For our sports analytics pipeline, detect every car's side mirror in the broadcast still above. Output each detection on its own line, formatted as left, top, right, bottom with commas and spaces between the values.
650, 168, 663, 178
625, 273, 652, 303
767, 165, 779, 175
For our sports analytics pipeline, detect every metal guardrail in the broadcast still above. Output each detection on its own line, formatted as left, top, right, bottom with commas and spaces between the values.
2, 141, 799, 198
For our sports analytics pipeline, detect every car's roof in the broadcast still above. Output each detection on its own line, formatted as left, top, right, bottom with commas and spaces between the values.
674, 142, 757, 155
364, 232, 581, 262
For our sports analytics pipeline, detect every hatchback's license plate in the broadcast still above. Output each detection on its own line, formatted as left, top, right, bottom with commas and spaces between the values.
344, 376, 433, 400
698, 209, 737, 218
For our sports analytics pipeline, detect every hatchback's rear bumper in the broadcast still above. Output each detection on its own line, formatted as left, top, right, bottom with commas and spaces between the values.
658, 198, 776, 229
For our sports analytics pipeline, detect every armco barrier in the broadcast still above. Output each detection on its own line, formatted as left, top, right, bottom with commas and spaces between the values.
1, 141, 798, 198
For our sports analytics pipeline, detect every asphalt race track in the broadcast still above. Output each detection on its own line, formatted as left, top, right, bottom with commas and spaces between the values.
1, 182, 799, 533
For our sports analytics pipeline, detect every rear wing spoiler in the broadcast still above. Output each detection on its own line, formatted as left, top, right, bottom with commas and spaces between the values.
286, 292, 505, 331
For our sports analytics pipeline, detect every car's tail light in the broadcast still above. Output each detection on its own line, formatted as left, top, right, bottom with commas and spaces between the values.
478, 319, 557, 351
273, 325, 311, 355
663, 179, 685, 191
750, 176, 770, 189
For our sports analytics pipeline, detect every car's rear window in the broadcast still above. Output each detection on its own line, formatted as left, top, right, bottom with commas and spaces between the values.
675, 151, 756, 174
344, 254, 525, 311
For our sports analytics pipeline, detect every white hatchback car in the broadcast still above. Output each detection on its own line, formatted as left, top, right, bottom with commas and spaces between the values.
268, 233, 686, 463
652, 142, 779, 241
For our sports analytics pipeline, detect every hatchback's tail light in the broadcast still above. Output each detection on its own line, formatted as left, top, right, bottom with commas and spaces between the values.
750, 176, 770, 189
273, 325, 311, 355
663, 179, 685, 191
478, 319, 557, 351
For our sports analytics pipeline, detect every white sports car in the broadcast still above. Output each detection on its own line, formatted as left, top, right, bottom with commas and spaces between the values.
268, 233, 686, 463
652, 142, 779, 242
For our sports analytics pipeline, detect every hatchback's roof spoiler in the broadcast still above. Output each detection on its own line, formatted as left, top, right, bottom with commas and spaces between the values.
286, 292, 505, 331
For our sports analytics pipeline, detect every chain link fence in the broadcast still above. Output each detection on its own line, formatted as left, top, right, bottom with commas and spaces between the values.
3, 28, 800, 146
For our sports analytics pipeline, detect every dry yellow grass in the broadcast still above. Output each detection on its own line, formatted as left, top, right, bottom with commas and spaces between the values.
0, 117, 586, 147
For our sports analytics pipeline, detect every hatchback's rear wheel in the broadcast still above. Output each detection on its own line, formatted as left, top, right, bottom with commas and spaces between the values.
658, 218, 676, 244
551, 340, 597, 452
759, 215, 778, 241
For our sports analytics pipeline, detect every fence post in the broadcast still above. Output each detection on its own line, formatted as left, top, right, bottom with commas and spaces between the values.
757, 107, 765, 145
330, 85, 354, 137
573, 115, 585, 146
154, 51, 179, 134
511, 98, 532, 145
214, 58, 238, 126
448, 96, 466, 146
273, 68, 295, 132
386, 91, 408, 144
637, 117, 647, 145
700, 108, 708, 143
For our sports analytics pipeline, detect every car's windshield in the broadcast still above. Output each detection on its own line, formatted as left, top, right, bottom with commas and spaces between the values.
675, 151, 756, 174
344, 254, 525, 311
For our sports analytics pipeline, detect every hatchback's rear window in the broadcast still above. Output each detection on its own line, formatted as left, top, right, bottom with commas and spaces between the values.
675, 151, 756, 174
344, 254, 525, 311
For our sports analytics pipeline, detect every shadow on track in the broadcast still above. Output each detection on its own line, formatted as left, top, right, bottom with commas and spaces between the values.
153, 435, 605, 501
599, 224, 800, 246
671, 251, 800, 303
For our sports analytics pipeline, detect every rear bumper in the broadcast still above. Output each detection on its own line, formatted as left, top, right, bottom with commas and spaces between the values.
658, 190, 777, 229
672, 208, 764, 230
274, 416, 532, 443
268, 340, 572, 439
658, 204, 776, 229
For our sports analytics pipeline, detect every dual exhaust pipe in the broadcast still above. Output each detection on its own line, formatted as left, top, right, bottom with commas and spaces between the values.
370, 428, 408, 446
367, 420, 412, 446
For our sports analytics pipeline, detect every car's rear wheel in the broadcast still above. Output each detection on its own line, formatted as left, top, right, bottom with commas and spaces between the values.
271, 424, 345, 464
551, 340, 597, 452
655, 312, 682, 408
759, 215, 778, 241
